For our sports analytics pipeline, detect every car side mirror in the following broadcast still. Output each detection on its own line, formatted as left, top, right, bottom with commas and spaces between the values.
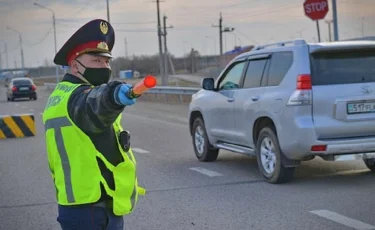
201, 78, 215, 91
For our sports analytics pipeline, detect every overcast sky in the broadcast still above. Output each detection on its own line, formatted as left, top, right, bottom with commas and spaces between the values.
0, 0, 374, 68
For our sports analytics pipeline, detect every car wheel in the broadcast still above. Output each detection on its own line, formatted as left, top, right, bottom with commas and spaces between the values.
363, 159, 375, 172
256, 127, 295, 184
192, 117, 219, 162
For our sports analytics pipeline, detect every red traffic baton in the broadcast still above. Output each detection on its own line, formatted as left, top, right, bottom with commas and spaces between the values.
126, 75, 157, 99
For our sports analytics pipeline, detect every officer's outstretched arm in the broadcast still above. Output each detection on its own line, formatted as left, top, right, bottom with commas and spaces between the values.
67, 81, 127, 134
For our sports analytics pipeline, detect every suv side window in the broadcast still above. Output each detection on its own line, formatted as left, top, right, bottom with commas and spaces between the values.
243, 59, 268, 88
265, 51, 293, 86
218, 61, 246, 90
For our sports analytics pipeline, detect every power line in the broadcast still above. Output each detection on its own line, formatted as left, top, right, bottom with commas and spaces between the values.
112, 21, 157, 25
226, 2, 299, 20
115, 29, 157, 33
26, 27, 53, 46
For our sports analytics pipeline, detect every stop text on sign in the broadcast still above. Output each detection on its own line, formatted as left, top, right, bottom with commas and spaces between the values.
304, 1, 328, 13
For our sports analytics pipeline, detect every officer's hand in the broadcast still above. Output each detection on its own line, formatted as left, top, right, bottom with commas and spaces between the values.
114, 84, 136, 106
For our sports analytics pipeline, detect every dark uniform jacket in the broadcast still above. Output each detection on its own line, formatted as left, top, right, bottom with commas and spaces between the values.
62, 73, 125, 204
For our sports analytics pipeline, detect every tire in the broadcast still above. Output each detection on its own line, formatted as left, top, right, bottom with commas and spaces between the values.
363, 159, 375, 172
256, 127, 295, 184
192, 117, 219, 162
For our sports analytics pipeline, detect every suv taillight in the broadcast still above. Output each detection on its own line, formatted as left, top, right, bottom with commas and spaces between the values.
287, 74, 312, 106
11, 86, 17, 92
297, 74, 312, 90
31, 85, 36, 91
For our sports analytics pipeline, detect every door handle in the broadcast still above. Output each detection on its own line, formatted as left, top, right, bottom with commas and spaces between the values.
227, 97, 235, 102
251, 96, 259, 101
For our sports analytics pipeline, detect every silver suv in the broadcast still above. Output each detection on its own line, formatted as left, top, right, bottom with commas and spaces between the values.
189, 39, 375, 184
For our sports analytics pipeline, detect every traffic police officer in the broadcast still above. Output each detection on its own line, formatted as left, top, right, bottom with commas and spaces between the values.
42, 19, 145, 229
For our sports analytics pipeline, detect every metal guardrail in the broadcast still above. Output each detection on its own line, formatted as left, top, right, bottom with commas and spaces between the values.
43, 83, 201, 95
147, 86, 200, 95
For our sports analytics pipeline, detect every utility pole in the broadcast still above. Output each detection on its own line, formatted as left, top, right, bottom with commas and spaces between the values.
332, 0, 339, 41
163, 14, 173, 77
212, 13, 223, 55
124, 37, 128, 58
156, 0, 165, 85
219, 13, 222, 55
163, 15, 168, 77
212, 13, 234, 55
5, 42, 8, 69
106, 0, 110, 22
0, 41, 8, 69
20, 34, 24, 70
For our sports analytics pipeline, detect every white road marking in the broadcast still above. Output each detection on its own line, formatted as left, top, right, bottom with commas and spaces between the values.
15, 103, 19, 107
189, 167, 223, 177
22, 106, 26, 109
132, 148, 150, 154
29, 109, 34, 112
310, 210, 375, 230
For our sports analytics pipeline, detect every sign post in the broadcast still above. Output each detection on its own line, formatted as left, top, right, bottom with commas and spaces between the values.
303, 0, 329, 42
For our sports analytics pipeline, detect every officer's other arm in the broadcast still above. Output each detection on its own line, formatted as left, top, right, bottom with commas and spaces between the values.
68, 81, 125, 134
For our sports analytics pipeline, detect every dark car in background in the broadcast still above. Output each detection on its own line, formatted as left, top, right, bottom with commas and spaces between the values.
6, 77, 37, 101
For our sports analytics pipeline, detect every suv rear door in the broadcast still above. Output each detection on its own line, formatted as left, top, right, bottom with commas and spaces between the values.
310, 44, 375, 139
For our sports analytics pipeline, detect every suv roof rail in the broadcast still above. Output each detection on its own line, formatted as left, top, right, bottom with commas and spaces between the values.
253, 39, 307, 51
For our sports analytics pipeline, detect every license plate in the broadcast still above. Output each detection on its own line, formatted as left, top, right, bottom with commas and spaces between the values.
19, 87, 28, 91
347, 102, 375, 114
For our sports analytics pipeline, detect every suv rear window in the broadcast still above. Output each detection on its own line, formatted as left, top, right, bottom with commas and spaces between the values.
310, 49, 375, 85
13, 79, 32, 85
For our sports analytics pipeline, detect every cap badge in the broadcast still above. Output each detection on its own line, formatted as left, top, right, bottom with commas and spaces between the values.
97, 41, 109, 51
100, 21, 108, 34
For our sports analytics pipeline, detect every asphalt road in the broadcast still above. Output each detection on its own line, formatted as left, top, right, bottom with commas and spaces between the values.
0, 86, 375, 230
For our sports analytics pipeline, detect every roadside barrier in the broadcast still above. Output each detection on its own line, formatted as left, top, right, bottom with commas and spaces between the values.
0, 114, 36, 139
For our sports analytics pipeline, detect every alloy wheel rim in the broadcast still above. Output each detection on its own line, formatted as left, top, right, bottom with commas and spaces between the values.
194, 126, 205, 155
260, 137, 277, 174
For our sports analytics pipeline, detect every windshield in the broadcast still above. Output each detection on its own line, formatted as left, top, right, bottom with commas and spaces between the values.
13, 79, 32, 85
310, 49, 375, 85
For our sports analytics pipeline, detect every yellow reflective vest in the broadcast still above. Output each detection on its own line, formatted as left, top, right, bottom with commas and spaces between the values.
42, 81, 145, 216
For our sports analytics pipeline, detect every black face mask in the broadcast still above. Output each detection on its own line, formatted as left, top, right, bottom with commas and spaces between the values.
75, 59, 111, 86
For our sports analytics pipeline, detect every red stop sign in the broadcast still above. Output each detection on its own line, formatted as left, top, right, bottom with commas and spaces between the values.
304, 0, 329, 21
